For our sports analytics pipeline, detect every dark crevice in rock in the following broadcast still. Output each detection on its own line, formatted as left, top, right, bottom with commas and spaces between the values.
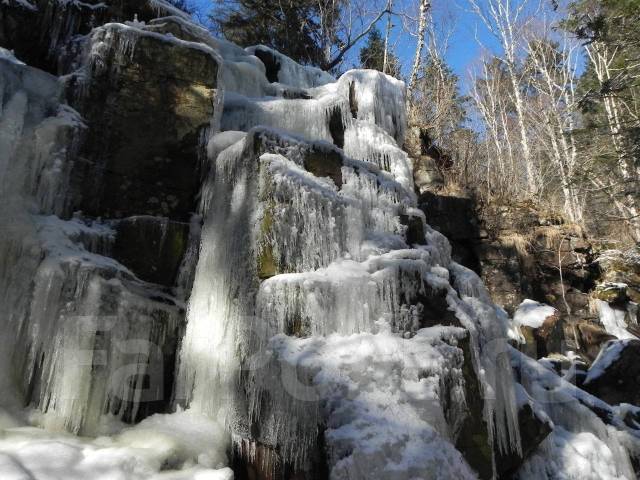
253, 47, 281, 83
328, 106, 345, 149
348, 81, 358, 118
113, 216, 190, 287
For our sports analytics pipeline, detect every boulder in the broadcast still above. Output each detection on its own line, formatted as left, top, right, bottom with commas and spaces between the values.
596, 248, 640, 303
574, 320, 617, 362
583, 339, 640, 407
514, 301, 564, 359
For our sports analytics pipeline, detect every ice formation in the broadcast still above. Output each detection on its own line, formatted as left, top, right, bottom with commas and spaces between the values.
2, 1, 640, 479
513, 299, 557, 329
596, 299, 638, 340
174, 11, 523, 478
512, 348, 639, 480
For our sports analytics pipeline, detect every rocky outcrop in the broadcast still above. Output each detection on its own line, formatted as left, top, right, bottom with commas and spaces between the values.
0, 1, 221, 433
418, 197, 596, 318
583, 339, 640, 407
405, 126, 446, 193
113, 216, 189, 286
0, 0, 185, 74
574, 320, 617, 362
596, 248, 640, 304
69, 23, 218, 222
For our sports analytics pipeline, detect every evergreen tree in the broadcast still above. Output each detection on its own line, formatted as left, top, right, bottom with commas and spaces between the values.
211, 0, 337, 67
358, 29, 400, 77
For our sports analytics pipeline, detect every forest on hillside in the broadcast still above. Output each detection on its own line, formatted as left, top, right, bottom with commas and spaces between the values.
177, 0, 640, 245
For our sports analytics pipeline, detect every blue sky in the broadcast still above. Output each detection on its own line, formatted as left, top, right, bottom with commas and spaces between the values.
190, 0, 502, 89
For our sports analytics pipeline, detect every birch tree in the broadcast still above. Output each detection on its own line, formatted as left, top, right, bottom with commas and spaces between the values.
405, 0, 430, 102
469, 0, 540, 196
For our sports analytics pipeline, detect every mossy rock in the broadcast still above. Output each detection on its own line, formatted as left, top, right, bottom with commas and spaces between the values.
258, 246, 277, 280
594, 283, 629, 305
257, 200, 277, 280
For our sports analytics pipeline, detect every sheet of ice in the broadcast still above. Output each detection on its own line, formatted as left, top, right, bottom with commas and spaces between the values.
255, 252, 439, 340
247, 327, 478, 479
175, 136, 260, 422
0, 410, 232, 480
342, 121, 414, 192
221, 92, 347, 144
245, 45, 334, 89
514, 299, 557, 328
596, 300, 637, 340
517, 427, 633, 480
0, 47, 25, 64
0, 58, 84, 216
0, 213, 185, 435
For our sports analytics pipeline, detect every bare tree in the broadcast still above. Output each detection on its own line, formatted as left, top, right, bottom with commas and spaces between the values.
469, 0, 540, 196
525, 30, 584, 222
382, 0, 393, 74
319, 0, 391, 70
404, 0, 431, 102
583, 39, 640, 240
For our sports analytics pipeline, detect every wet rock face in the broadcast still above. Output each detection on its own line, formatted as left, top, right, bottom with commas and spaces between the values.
452, 333, 493, 480
70, 24, 218, 221
414, 283, 460, 329
303, 149, 343, 187
597, 248, 640, 303
113, 216, 189, 286
495, 401, 553, 479
233, 437, 329, 480
417, 197, 597, 319
519, 310, 565, 360
400, 213, 427, 246
252, 46, 281, 83
0, 0, 174, 74
417, 192, 482, 272
583, 339, 640, 407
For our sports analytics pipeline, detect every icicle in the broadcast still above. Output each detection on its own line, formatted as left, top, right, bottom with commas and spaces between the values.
175, 136, 260, 424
